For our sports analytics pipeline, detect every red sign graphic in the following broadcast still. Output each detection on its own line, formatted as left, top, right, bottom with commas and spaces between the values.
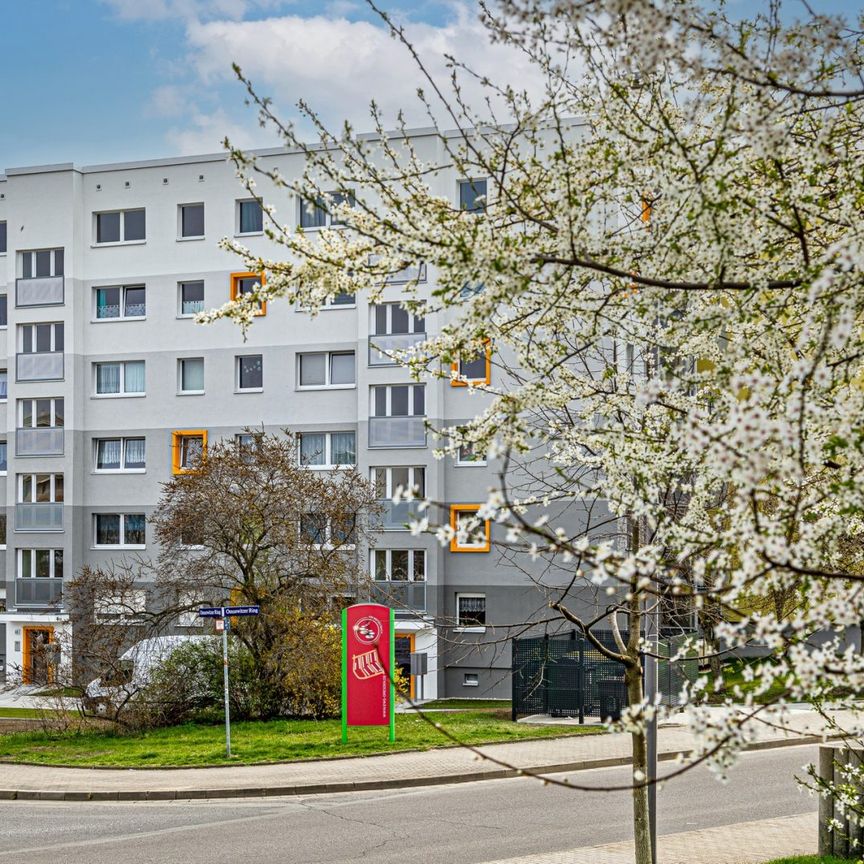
343, 603, 393, 729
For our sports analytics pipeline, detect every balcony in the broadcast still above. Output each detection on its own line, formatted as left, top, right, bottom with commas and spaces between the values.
371, 581, 426, 614
368, 332, 426, 367
15, 578, 63, 608
377, 499, 422, 531
16, 352, 64, 382
16, 428, 64, 457
368, 416, 426, 449
16, 503, 64, 533
15, 276, 65, 307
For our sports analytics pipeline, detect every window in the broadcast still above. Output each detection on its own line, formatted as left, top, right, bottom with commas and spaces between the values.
459, 178, 487, 213
172, 430, 207, 475
373, 549, 425, 582
95, 589, 146, 623
19, 548, 63, 579
456, 594, 486, 629
20, 322, 63, 354
94, 360, 145, 396
372, 303, 425, 336
94, 285, 146, 320
451, 343, 492, 386
457, 442, 486, 466
18, 474, 63, 503
94, 513, 146, 548
95, 208, 145, 244
235, 432, 255, 450
178, 358, 204, 394
0, 441, 6, 473
0, 222, 6, 254
299, 191, 354, 229
372, 466, 425, 499
297, 351, 355, 388
237, 199, 263, 234
463, 672, 480, 687
230, 272, 266, 315
179, 203, 205, 239
300, 513, 356, 547
0, 369, 7, 401
94, 437, 145, 472
236, 355, 263, 391
0, 295, 7, 327
450, 504, 491, 552
299, 431, 356, 468
179, 281, 205, 316
19, 398, 63, 429
371, 384, 426, 417
20, 248, 63, 278
0, 514, 6, 549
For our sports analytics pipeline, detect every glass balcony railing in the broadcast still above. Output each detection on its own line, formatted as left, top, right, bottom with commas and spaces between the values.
377, 499, 422, 530
368, 332, 426, 366
16, 427, 64, 457
371, 581, 426, 613
16, 503, 64, 532
16, 276, 65, 307
368, 416, 426, 448
15, 578, 63, 608
16, 352, 64, 382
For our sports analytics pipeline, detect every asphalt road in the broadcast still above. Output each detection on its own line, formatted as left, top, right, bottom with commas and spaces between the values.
0, 746, 818, 864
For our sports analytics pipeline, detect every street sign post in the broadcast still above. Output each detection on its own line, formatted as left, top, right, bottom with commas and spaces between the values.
197, 604, 260, 757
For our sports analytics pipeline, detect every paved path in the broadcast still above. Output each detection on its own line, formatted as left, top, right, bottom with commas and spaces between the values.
0, 707, 849, 800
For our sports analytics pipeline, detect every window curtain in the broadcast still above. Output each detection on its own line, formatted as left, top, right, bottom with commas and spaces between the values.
96, 364, 121, 394
124, 438, 145, 468
97, 439, 121, 469
0, 442, 7, 472
0, 371, 7, 400
331, 432, 355, 465
124, 361, 145, 393
124, 514, 146, 545
300, 433, 325, 465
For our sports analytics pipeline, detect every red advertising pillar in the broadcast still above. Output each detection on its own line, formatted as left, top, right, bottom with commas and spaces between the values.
341, 603, 395, 742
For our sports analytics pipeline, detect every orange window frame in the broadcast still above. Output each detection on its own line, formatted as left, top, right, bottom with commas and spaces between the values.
230, 272, 267, 316
450, 341, 492, 387
22, 626, 54, 685
449, 504, 491, 553
172, 429, 207, 475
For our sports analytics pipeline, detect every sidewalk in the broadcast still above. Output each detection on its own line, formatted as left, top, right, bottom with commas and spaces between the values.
0, 707, 849, 802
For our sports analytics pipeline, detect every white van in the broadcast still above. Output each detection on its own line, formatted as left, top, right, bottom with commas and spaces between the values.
84, 635, 214, 714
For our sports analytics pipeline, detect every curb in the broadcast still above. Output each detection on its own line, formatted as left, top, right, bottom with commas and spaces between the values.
0, 734, 832, 802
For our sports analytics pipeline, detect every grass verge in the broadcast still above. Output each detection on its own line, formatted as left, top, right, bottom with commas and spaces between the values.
0, 708, 50, 719
420, 699, 511, 710
0, 710, 602, 768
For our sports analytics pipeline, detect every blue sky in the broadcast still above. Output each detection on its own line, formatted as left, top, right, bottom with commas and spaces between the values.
1, 0, 862, 170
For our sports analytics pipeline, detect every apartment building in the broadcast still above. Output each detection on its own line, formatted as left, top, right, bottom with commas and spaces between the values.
0, 134, 603, 699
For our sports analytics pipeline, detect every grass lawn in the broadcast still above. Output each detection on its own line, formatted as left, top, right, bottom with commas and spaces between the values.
420, 699, 511, 710
707, 659, 792, 704
0, 708, 50, 719
0, 710, 602, 768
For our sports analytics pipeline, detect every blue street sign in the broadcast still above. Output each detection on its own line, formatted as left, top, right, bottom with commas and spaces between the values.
224, 605, 260, 616
198, 607, 224, 618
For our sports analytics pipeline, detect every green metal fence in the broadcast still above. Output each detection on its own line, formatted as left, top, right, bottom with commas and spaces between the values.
511, 631, 698, 721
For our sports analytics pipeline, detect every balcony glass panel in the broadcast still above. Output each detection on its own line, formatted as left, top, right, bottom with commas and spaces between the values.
368, 332, 426, 366
371, 581, 426, 613
16, 503, 64, 532
16, 352, 64, 382
368, 416, 426, 448
16, 428, 64, 457
15, 578, 63, 608
15, 276, 64, 307
378, 500, 421, 530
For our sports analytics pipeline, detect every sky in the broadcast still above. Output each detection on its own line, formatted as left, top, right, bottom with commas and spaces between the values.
1, 0, 862, 170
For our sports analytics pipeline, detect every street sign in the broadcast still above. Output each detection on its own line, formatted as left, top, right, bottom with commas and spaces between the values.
198, 607, 224, 618
224, 605, 260, 616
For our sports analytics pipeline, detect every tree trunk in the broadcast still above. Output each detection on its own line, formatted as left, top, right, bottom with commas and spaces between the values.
626, 660, 654, 864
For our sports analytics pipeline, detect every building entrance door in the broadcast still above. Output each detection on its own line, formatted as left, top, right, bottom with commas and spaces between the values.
23, 627, 54, 685
395, 634, 415, 699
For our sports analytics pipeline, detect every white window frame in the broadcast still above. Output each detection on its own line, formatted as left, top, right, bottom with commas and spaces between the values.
0, 440, 7, 476
19, 322, 63, 354
0, 513, 7, 550
0, 221, 6, 256
0, 294, 7, 330
93, 284, 146, 322
18, 397, 64, 429
235, 354, 263, 393
19, 248, 64, 279
177, 357, 205, 395
299, 431, 357, 469
92, 513, 147, 550
458, 177, 488, 212
178, 203, 205, 240
178, 280, 205, 318
372, 466, 425, 498
295, 292, 356, 312
94, 589, 147, 624
455, 592, 487, 632
298, 191, 354, 230
177, 591, 203, 627
370, 384, 426, 418
297, 351, 356, 390
299, 513, 356, 550
235, 198, 264, 236
93, 437, 146, 473
463, 672, 480, 687
17, 473, 63, 504
0, 368, 7, 402
456, 442, 487, 467
371, 548, 426, 582
17, 548, 63, 580
93, 208, 146, 245
93, 361, 146, 397
371, 303, 426, 336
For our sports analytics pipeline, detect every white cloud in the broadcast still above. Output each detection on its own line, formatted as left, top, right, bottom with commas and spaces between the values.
165, 108, 273, 154
145, 85, 189, 118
